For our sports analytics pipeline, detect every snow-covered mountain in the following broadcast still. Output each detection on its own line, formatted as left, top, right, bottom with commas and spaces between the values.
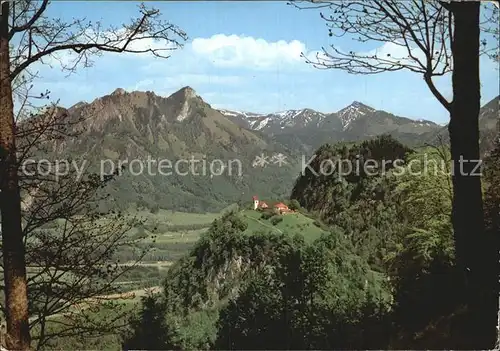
337, 101, 376, 130
219, 108, 338, 134
218, 101, 438, 138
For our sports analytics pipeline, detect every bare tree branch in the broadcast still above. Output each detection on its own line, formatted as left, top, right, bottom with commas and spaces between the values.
290, 0, 498, 112
1, 1, 185, 347
8, 0, 49, 40
1, 101, 154, 348
8, 2, 187, 81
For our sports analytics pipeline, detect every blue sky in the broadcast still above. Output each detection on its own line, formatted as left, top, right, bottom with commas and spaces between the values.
29, 1, 499, 124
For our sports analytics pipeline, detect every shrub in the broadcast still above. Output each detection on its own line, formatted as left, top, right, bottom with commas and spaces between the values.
261, 210, 274, 220
288, 199, 301, 211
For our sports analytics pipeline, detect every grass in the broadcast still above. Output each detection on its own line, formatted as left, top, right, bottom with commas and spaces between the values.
141, 228, 206, 244
240, 209, 329, 242
32, 298, 141, 351
130, 208, 220, 226
120, 209, 221, 263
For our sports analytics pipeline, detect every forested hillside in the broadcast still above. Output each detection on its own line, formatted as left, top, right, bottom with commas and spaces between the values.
122, 133, 500, 350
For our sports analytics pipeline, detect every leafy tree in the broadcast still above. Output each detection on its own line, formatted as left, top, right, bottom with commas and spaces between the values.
291, 135, 411, 269
288, 199, 301, 211
391, 145, 453, 242
386, 146, 459, 347
270, 215, 283, 225
0, 103, 161, 350
214, 232, 392, 349
0, 1, 186, 347
292, 1, 499, 346
122, 293, 177, 350
482, 134, 500, 349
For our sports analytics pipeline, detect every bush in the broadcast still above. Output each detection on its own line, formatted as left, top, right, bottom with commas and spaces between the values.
122, 293, 177, 350
261, 210, 274, 220
270, 216, 283, 226
288, 199, 300, 211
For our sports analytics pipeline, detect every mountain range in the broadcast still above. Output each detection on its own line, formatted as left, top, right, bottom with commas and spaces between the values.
220, 101, 438, 135
218, 100, 442, 152
32, 86, 499, 212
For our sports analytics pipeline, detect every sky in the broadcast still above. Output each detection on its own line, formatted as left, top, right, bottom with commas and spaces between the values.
25, 1, 500, 124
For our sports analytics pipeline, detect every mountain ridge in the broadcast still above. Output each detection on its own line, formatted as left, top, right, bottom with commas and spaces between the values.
68, 86, 439, 132
217, 98, 439, 138
42, 85, 304, 213
37, 86, 498, 212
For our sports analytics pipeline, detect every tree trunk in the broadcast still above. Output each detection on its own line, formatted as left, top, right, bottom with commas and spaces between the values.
0, 2, 31, 350
448, 1, 497, 348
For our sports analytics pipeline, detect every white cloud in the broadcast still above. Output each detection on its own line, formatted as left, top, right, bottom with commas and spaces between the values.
131, 74, 242, 93
366, 41, 427, 66
25, 28, 183, 74
309, 41, 432, 72
355, 41, 453, 73
115, 33, 181, 56
191, 34, 311, 70
169, 74, 241, 86
304, 50, 331, 64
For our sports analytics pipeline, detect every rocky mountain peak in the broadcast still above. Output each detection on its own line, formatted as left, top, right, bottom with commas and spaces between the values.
165, 86, 205, 122
173, 86, 198, 100
111, 88, 127, 96
68, 101, 88, 112
337, 101, 375, 130
349, 101, 373, 109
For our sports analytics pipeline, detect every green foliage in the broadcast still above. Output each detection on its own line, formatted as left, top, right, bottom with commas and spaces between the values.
288, 199, 301, 211
484, 137, 500, 235
269, 215, 283, 225
392, 146, 453, 239
122, 294, 177, 350
118, 136, 496, 350
241, 209, 328, 242
260, 210, 275, 220
291, 135, 413, 269
214, 232, 392, 349
479, 136, 500, 346
290, 136, 468, 346
33, 301, 136, 350
122, 212, 391, 350
162, 212, 289, 313
168, 308, 219, 349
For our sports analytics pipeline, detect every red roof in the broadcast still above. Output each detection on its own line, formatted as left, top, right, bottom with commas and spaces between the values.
274, 202, 289, 209
259, 202, 269, 208
252, 196, 258, 200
